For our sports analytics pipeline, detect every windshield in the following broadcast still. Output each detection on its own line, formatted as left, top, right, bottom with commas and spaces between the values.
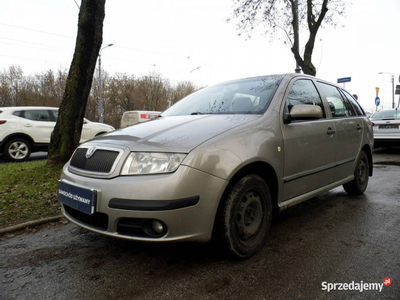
371, 109, 400, 119
162, 75, 284, 116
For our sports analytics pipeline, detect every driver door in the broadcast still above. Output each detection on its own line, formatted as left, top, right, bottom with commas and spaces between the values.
281, 79, 337, 201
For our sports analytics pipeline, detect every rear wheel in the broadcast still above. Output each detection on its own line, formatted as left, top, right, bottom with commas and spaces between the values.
343, 150, 369, 195
4, 138, 31, 162
218, 174, 272, 258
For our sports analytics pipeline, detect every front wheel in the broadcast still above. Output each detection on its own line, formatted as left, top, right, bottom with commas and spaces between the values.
343, 150, 369, 195
218, 174, 272, 258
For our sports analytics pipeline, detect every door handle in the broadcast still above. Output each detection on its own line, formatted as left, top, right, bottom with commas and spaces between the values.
327, 127, 335, 135
356, 124, 362, 131
24, 124, 33, 127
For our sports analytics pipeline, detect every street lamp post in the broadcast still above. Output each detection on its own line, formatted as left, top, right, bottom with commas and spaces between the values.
379, 72, 395, 109
98, 43, 113, 123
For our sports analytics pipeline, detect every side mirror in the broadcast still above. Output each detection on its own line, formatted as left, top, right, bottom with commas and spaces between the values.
286, 105, 323, 123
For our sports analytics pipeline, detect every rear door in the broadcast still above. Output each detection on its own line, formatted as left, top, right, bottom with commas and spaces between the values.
316, 82, 363, 181
20, 109, 56, 143
281, 79, 336, 201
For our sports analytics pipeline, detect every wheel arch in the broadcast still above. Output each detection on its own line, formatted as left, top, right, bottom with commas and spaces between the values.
362, 144, 373, 176
227, 162, 279, 209
95, 131, 107, 137
212, 161, 279, 235
0, 133, 34, 152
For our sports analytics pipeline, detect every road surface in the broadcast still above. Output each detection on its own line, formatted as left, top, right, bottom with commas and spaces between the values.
1, 149, 399, 300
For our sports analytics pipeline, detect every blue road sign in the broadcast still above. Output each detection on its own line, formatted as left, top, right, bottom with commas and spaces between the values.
375, 97, 380, 106
337, 77, 351, 83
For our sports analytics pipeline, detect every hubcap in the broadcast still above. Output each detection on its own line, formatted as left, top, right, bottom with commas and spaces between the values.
236, 191, 263, 241
9, 142, 28, 160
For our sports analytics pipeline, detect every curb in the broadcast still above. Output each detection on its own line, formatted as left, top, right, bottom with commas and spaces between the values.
0, 215, 64, 235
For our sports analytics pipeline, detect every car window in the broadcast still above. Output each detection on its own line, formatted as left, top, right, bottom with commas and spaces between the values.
12, 110, 23, 117
51, 110, 59, 120
23, 110, 53, 122
286, 79, 325, 117
317, 82, 356, 117
161, 75, 284, 116
342, 90, 365, 116
371, 110, 400, 119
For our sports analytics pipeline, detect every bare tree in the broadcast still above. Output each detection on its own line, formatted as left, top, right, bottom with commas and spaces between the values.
0, 64, 198, 130
108, 73, 139, 112
172, 81, 197, 105
0, 65, 26, 106
230, 0, 346, 76
0, 70, 12, 107
47, 0, 105, 166
137, 73, 172, 111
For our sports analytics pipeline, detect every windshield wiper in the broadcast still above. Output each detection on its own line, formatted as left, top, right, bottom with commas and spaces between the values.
190, 112, 203, 115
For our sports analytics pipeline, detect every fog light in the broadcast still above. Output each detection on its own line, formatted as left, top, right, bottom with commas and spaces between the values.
152, 220, 164, 234
142, 219, 167, 237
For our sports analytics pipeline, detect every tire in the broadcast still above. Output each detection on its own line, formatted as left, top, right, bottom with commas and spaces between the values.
219, 174, 272, 258
343, 150, 369, 195
4, 138, 31, 162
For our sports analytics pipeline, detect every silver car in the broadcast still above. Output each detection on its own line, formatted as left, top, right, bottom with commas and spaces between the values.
58, 74, 373, 258
370, 109, 400, 147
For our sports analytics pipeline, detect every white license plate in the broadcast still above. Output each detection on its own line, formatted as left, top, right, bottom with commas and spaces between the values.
57, 180, 97, 215
378, 124, 399, 129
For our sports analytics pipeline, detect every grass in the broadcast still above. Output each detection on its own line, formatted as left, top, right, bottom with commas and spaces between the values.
0, 160, 63, 229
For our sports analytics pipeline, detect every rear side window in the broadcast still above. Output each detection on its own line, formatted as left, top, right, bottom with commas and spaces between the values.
342, 90, 365, 116
23, 110, 53, 122
51, 110, 59, 120
317, 82, 356, 117
287, 79, 325, 117
12, 110, 23, 117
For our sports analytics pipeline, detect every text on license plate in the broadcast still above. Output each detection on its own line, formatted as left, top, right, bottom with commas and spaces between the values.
378, 124, 399, 129
57, 180, 97, 215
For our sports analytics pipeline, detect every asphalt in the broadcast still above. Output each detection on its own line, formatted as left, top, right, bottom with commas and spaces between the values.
1, 147, 399, 300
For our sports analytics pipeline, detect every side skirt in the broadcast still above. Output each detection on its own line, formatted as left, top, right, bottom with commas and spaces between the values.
278, 175, 354, 211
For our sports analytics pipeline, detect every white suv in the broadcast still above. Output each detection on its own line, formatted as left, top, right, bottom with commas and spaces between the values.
0, 106, 115, 162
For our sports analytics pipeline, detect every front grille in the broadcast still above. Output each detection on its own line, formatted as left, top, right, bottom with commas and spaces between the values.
64, 204, 108, 230
70, 148, 120, 173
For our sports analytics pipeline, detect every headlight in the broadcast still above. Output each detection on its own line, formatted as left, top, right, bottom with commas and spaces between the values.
121, 152, 187, 175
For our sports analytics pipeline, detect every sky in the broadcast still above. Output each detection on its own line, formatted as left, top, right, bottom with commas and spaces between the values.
1, 0, 399, 113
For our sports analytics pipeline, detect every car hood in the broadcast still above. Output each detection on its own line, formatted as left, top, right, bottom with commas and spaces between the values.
90, 115, 260, 153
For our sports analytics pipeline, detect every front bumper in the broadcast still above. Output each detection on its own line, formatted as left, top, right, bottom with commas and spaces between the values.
59, 164, 229, 243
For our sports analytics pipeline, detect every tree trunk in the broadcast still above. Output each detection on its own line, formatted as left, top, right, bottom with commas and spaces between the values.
290, 0, 328, 77
47, 0, 105, 166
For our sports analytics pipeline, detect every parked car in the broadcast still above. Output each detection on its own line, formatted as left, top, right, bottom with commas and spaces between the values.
120, 110, 161, 128
370, 108, 400, 147
0, 106, 115, 162
57, 74, 373, 258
